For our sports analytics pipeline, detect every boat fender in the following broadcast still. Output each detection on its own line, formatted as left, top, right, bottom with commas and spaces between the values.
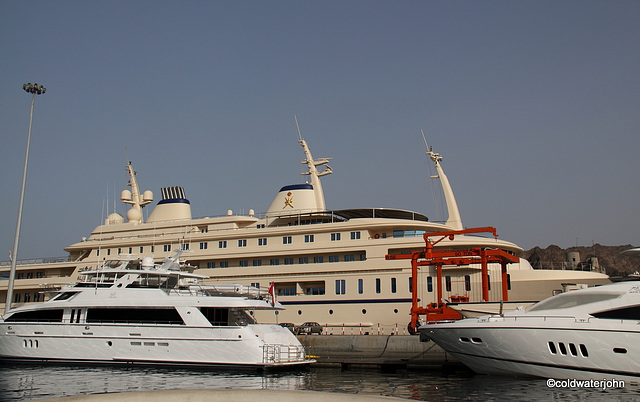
374, 234, 380, 239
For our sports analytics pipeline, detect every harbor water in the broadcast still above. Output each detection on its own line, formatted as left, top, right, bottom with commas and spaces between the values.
1, 363, 637, 401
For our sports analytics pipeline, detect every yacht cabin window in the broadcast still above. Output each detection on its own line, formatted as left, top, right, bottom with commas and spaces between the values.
6, 308, 64, 322
591, 305, 640, 320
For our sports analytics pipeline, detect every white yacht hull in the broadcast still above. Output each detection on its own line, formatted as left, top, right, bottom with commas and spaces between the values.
422, 317, 640, 381
0, 323, 307, 368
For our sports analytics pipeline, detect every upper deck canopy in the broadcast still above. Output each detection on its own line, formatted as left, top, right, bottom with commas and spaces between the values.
331, 208, 428, 221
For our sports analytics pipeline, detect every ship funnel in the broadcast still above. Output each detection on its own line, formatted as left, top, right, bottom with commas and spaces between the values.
264, 184, 319, 217
147, 186, 192, 223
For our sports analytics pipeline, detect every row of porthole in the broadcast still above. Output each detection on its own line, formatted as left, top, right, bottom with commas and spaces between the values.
459, 337, 483, 344
549, 341, 628, 357
297, 309, 401, 315
129, 341, 170, 347
298, 308, 398, 315
548, 341, 589, 357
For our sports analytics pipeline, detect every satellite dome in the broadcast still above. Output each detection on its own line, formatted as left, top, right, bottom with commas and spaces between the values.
141, 256, 154, 270
120, 189, 132, 201
126, 208, 142, 223
105, 213, 124, 225
143, 190, 153, 202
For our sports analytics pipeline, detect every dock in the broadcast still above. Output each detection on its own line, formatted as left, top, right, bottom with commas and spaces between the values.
296, 334, 465, 372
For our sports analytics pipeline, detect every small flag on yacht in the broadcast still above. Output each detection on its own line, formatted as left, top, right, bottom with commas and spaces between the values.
268, 281, 275, 306
8, 250, 12, 263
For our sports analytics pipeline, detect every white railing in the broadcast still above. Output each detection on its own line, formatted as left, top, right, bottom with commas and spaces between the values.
262, 344, 306, 363
0, 256, 68, 267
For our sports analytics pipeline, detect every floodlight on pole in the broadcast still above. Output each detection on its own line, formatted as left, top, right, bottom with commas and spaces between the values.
5, 83, 47, 313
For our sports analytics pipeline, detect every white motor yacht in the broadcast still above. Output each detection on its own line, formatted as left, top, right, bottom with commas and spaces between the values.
421, 281, 640, 381
0, 251, 312, 368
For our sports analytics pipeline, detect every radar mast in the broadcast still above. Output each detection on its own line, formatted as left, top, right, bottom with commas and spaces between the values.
121, 162, 153, 224
422, 131, 463, 230
295, 117, 332, 211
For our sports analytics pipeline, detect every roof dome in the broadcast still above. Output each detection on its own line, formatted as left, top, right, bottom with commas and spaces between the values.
105, 213, 124, 225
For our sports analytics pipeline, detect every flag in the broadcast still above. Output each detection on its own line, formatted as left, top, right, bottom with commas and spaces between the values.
268, 281, 275, 306
8, 250, 12, 263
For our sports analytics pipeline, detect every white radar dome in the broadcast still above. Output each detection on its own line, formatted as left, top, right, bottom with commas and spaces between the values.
126, 208, 142, 223
120, 189, 132, 201
105, 213, 124, 225
143, 190, 153, 202
141, 256, 154, 270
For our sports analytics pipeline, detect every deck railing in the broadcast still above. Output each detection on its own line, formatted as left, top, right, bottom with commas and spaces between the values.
0, 256, 68, 267
262, 344, 306, 363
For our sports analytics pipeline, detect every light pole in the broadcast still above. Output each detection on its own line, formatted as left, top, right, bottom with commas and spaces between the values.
5, 83, 46, 313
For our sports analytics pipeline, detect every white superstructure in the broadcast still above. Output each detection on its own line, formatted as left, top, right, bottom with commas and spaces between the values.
421, 281, 640, 381
0, 251, 312, 368
1, 137, 610, 334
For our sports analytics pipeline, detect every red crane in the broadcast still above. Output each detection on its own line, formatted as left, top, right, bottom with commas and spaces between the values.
386, 227, 520, 334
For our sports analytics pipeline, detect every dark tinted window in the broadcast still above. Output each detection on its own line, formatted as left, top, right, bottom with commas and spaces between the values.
200, 307, 229, 326
86, 308, 183, 324
53, 292, 78, 301
6, 309, 64, 322
592, 305, 640, 320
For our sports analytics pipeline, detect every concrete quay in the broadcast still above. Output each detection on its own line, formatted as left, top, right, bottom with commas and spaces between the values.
296, 334, 464, 371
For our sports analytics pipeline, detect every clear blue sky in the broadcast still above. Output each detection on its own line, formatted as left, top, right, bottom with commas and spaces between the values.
1, 1, 639, 259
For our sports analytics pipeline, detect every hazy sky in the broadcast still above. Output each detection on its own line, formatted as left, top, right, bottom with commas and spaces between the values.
1, 1, 638, 259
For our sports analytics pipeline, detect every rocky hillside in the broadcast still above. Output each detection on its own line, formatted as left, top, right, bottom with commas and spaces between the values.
523, 244, 639, 278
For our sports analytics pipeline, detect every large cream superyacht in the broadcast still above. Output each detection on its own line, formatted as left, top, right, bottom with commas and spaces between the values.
1, 138, 609, 334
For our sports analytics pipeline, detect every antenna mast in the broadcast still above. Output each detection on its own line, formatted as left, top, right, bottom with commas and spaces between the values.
295, 116, 332, 211
422, 130, 463, 230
